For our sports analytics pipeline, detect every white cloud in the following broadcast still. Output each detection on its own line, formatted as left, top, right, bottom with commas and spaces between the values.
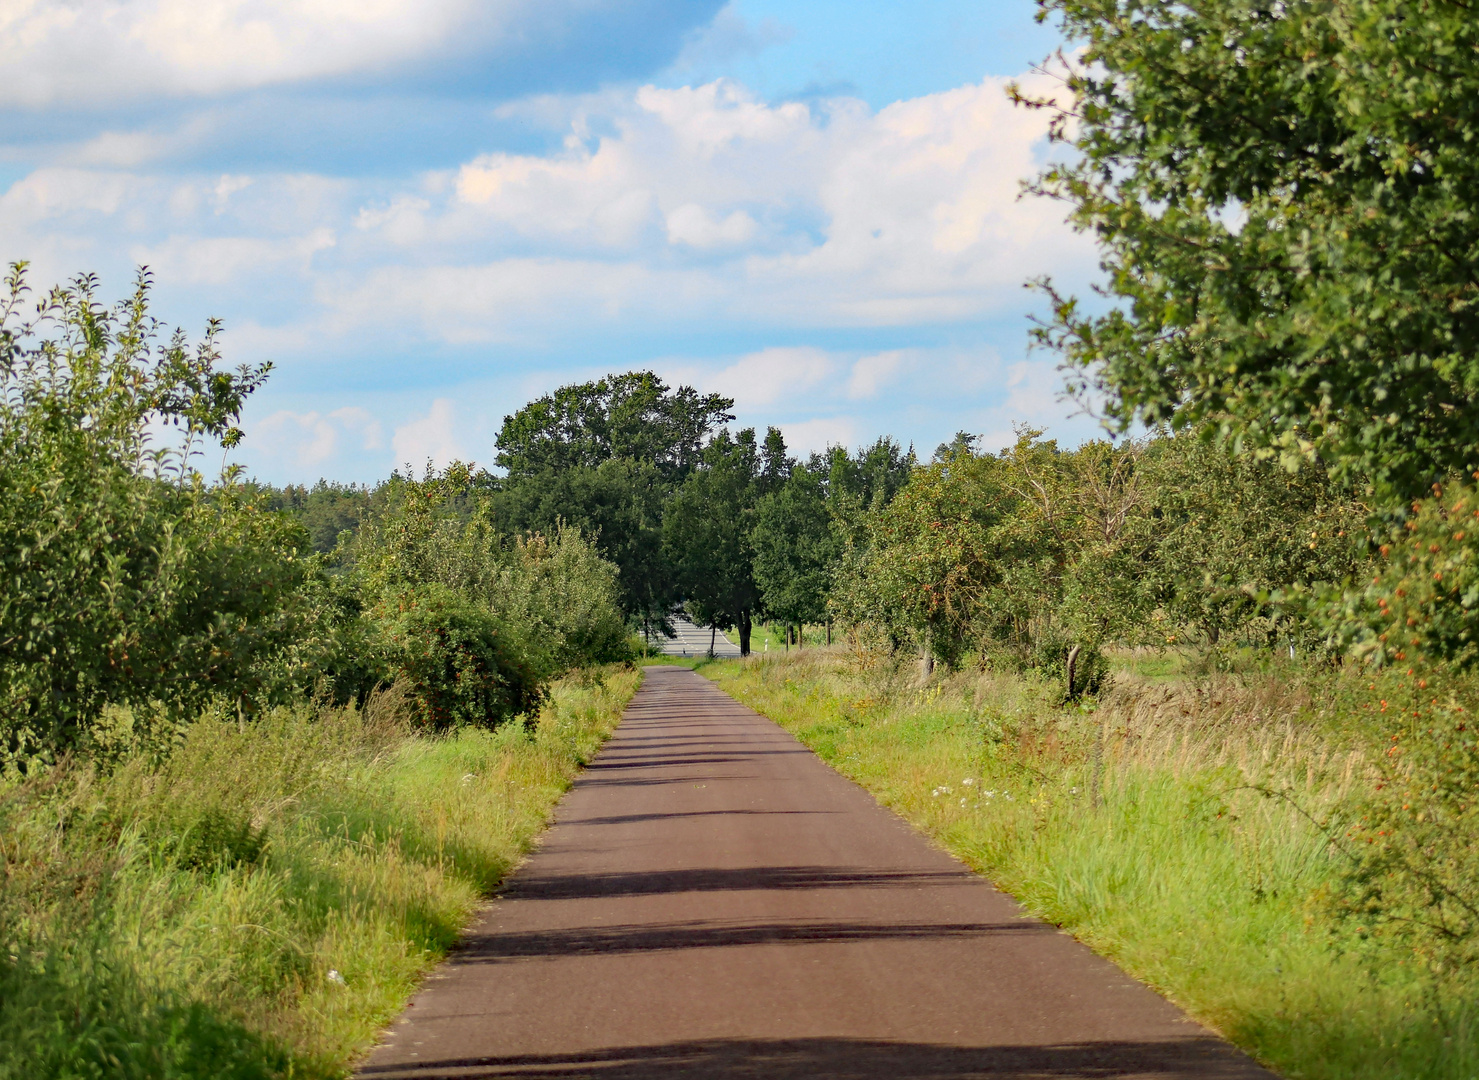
392, 398, 465, 470
250, 405, 383, 472
133, 227, 335, 285
351, 73, 1091, 333
706, 346, 835, 409
665, 4, 793, 74
780, 416, 857, 456
0, 0, 546, 107
664, 203, 757, 248
846, 349, 907, 400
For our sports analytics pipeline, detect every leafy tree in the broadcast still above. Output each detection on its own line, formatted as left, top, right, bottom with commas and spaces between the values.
495, 457, 672, 627
494, 371, 734, 627
263, 480, 372, 553
372, 584, 541, 731
1021, 0, 1479, 502
835, 431, 1154, 692
495, 370, 733, 483
344, 463, 629, 698
1140, 432, 1367, 648
0, 264, 304, 758
752, 464, 838, 632
663, 428, 769, 654
822, 436, 916, 542
1327, 480, 1479, 669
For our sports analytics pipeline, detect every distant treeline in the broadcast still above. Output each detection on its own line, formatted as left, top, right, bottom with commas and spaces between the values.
255, 376, 1386, 701
255, 370, 915, 655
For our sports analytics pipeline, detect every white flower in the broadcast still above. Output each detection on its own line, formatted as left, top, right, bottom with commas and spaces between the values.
962, 778, 975, 786
460, 773, 477, 785
327, 969, 347, 986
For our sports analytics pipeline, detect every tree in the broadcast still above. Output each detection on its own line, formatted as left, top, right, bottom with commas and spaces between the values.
752, 464, 838, 633
1021, 0, 1479, 503
0, 264, 302, 757
496, 457, 673, 627
663, 428, 766, 654
494, 372, 734, 628
495, 370, 733, 483
1140, 432, 1367, 648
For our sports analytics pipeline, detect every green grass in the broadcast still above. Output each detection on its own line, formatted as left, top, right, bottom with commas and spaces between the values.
0, 665, 642, 1079
694, 649, 1479, 1080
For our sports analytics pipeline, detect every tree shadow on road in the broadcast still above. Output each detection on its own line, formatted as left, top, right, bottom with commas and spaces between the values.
357, 1035, 1270, 1078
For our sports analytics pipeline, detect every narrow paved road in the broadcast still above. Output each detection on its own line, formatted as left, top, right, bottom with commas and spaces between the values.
656, 615, 743, 658
359, 667, 1274, 1079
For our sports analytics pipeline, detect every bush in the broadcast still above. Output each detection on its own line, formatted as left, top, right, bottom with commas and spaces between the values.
1335, 669, 1479, 977
373, 585, 541, 730
0, 265, 293, 762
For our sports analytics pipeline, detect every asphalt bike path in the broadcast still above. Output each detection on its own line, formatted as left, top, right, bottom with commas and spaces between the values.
359, 666, 1274, 1079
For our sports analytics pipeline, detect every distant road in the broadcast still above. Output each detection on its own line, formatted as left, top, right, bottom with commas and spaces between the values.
656, 614, 742, 658
360, 667, 1273, 1080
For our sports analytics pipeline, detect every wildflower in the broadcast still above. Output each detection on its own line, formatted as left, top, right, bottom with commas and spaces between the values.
962, 777, 975, 786
327, 969, 347, 986
460, 773, 477, 785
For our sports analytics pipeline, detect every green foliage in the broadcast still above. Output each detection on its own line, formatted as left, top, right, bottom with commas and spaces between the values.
332, 462, 629, 724
496, 456, 673, 622
262, 480, 372, 553
0, 669, 642, 1079
493, 371, 735, 625
752, 464, 838, 629
835, 429, 1366, 691
1022, 0, 1479, 502
0, 264, 302, 759
1330, 482, 1479, 669
372, 585, 540, 730
495, 370, 733, 483
1142, 433, 1368, 648
1337, 673, 1479, 978
663, 427, 771, 648
837, 431, 1152, 682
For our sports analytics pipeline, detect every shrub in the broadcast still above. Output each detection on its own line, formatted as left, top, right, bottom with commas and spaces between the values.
0, 265, 297, 761
1336, 672, 1479, 977
372, 585, 541, 730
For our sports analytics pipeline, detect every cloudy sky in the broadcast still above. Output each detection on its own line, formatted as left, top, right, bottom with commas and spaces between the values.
0, 0, 1101, 483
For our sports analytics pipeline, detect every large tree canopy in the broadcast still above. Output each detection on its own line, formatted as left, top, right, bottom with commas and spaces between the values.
1025, 0, 1479, 503
494, 371, 734, 483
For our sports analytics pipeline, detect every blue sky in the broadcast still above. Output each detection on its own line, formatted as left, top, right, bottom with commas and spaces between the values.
0, 0, 1099, 483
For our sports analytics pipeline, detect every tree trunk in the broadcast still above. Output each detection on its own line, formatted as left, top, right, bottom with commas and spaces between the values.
917, 646, 934, 685
1065, 643, 1082, 699
738, 609, 752, 656
826, 620, 832, 646
796, 624, 803, 650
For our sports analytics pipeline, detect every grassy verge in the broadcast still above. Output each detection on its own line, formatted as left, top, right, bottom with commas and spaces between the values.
0, 664, 642, 1080
694, 649, 1478, 1080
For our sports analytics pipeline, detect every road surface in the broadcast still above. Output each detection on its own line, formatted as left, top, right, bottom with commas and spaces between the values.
359, 666, 1274, 1079
656, 615, 742, 658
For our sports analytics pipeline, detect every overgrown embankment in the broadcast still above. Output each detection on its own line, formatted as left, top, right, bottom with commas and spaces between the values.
0, 665, 641, 1080
698, 649, 1478, 1080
